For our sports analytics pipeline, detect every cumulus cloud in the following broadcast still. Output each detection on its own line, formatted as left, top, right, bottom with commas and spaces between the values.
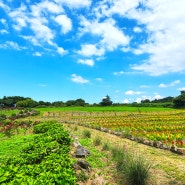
0, 41, 24, 50
70, 74, 89, 84
113, 71, 124, 76
54, 14, 72, 34
77, 44, 105, 57
57, 46, 68, 55
177, 87, 185, 91
79, 17, 130, 51
125, 90, 143, 95
33, 52, 42, 56
159, 80, 180, 88
129, 0, 185, 75
133, 26, 142, 33
54, 0, 91, 8
77, 59, 94, 66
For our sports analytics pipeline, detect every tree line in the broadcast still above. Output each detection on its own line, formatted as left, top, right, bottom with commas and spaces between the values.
0, 92, 185, 108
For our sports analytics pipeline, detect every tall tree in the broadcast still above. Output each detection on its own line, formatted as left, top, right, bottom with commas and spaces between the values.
100, 95, 113, 106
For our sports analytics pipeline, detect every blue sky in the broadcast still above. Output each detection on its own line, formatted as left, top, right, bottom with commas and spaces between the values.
0, 0, 185, 104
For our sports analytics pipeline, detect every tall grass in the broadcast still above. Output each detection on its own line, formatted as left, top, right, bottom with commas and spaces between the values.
111, 146, 151, 185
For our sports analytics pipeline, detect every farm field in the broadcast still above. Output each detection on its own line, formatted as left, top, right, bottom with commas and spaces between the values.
38, 107, 185, 149
1, 106, 185, 184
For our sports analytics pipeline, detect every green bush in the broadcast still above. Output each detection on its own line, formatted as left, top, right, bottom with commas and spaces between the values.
93, 136, 102, 146
82, 129, 91, 138
111, 147, 151, 185
102, 142, 111, 151
0, 121, 76, 184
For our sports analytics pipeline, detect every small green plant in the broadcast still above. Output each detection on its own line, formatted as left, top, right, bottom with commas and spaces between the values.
123, 154, 151, 185
82, 129, 91, 138
111, 146, 151, 185
93, 136, 102, 146
102, 142, 110, 151
74, 125, 78, 131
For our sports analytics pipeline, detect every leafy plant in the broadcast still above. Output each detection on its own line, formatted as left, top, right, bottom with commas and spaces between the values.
82, 129, 91, 138
93, 136, 102, 146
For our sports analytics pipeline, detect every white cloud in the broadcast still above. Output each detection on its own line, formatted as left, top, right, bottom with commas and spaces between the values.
94, 0, 140, 18
177, 87, 185, 91
125, 90, 143, 95
133, 26, 142, 33
29, 18, 55, 45
54, 14, 72, 34
8, 4, 27, 31
0, 29, 8, 34
136, 98, 142, 103
79, 17, 130, 52
77, 44, 105, 57
57, 47, 68, 55
159, 83, 167, 88
70, 74, 89, 84
113, 71, 124, 76
153, 94, 163, 100
77, 59, 94, 66
0, 41, 23, 50
159, 80, 180, 88
129, 0, 185, 75
123, 99, 129, 103
33, 52, 42, 56
54, 0, 91, 8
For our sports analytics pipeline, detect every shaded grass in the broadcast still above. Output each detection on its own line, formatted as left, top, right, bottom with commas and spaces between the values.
0, 134, 35, 164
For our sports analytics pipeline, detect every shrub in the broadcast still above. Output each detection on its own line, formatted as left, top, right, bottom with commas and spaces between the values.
111, 146, 151, 185
123, 154, 151, 185
93, 136, 102, 146
102, 142, 111, 151
82, 129, 91, 138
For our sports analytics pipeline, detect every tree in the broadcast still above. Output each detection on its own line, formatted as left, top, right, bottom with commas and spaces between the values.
173, 91, 185, 108
100, 95, 112, 106
16, 98, 38, 108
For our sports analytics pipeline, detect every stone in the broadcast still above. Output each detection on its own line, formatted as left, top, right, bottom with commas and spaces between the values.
76, 145, 90, 158
177, 148, 185, 155
170, 144, 177, 153
77, 160, 91, 171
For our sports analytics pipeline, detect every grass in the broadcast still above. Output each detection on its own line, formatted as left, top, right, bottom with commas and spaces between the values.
64, 123, 185, 185
35, 106, 172, 114
0, 134, 35, 164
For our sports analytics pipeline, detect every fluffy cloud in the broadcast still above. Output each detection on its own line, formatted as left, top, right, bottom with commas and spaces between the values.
77, 44, 105, 57
177, 87, 185, 91
113, 71, 124, 76
54, 0, 91, 8
77, 59, 94, 66
0, 41, 24, 50
70, 74, 89, 84
159, 80, 180, 88
125, 90, 143, 95
54, 14, 72, 34
79, 17, 130, 51
129, 0, 185, 75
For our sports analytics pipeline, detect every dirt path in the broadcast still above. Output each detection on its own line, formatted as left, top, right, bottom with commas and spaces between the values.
66, 124, 185, 185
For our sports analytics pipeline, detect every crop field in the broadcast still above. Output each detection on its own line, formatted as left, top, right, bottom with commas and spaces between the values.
42, 109, 185, 149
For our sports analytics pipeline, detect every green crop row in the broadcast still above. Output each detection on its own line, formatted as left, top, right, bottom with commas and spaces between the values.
0, 121, 76, 184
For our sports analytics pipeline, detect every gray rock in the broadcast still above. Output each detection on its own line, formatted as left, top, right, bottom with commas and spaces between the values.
177, 148, 185, 155
77, 160, 91, 171
76, 145, 90, 158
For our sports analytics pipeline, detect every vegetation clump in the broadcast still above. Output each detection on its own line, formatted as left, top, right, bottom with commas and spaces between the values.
111, 146, 151, 185
0, 121, 76, 184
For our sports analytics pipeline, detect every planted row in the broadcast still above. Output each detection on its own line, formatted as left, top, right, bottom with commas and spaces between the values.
0, 121, 76, 184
